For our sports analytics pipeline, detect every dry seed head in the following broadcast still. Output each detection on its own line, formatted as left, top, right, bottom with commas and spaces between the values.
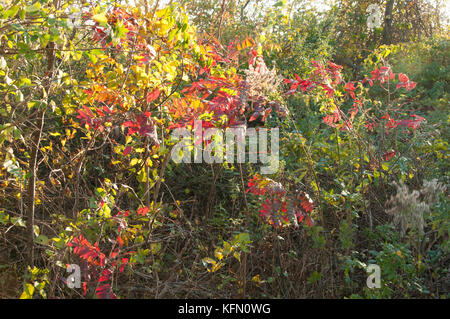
421, 179, 446, 205
243, 57, 283, 101
386, 181, 427, 236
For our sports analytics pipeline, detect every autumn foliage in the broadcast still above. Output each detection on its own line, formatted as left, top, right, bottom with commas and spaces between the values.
0, 0, 447, 300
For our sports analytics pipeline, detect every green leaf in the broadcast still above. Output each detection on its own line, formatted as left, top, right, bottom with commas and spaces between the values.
233, 232, 251, 245
25, 3, 41, 14
19, 9, 25, 20
3, 5, 20, 19
35, 281, 47, 298
39, 34, 51, 48
13, 128, 21, 140
373, 169, 380, 179
35, 235, 49, 245
223, 241, 232, 255
151, 242, 161, 254
51, 237, 64, 249
100, 204, 111, 218
307, 271, 322, 284
114, 21, 129, 39
0, 211, 9, 225
11, 216, 26, 228
90, 48, 103, 56
95, 187, 107, 197
363, 154, 369, 163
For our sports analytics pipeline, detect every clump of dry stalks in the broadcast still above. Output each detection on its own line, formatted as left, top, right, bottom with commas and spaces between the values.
244, 56, 283, 101
386, 179, 447, 236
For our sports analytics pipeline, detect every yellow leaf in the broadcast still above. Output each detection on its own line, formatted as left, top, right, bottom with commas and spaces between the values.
214, 248, 224, 260
223, 241, 232, 255
92, 13, 108, 26
49, 132, 61, 137
202, 257, 216, 265
130, 158, 139, 167
20, 283, 35, 299
211, 262, 224, 272
156, 8, 169, 18
252, 274, 261, 284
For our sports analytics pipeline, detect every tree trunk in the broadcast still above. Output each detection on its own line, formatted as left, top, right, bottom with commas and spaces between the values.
383, 0, 395, 44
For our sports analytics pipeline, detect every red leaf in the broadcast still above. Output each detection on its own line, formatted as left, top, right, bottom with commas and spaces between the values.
76, 109, 89, 120
327, 61, 343, 70
320, 83, 334, 97
297, 191, 314, 213
82, 282, 87, 296
122, 121, 135, 128
83, 106, 95, 118
398, 73, 409, 83
123, 121, 139, 135
345, 82, 355, 92
383, 150, 396, 161
119, 258, 128, 273
102, 105, 113, 114
249, 112, 259, 122
67, 235, 105, 266
117, 236, 124, 247
396, 80, 417, 91
123, 146, 132, 156
109, 250, 118, 259
146, 88, 160, 103
137, 206, 149, 216
396, 114, 425, 130
96, 284, 115, 299
96, 269, 116, 299
323, 111, 341, 128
